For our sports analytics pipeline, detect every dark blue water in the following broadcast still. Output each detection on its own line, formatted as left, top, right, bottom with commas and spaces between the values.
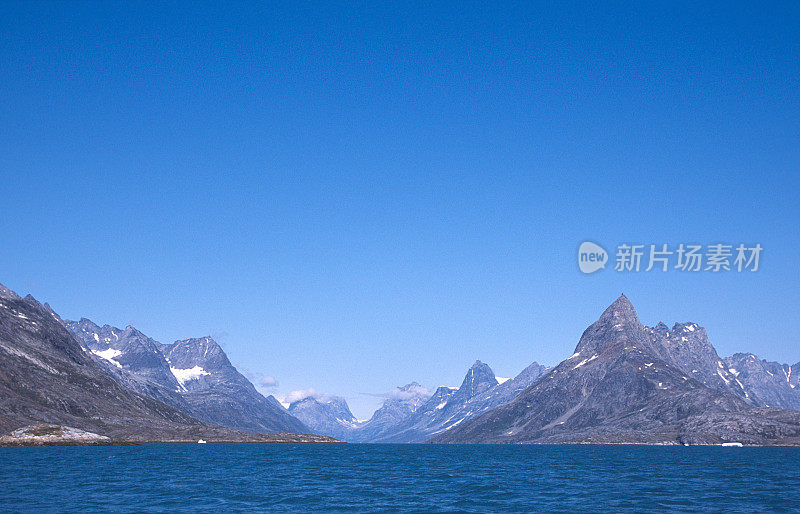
1, 444, 799, 512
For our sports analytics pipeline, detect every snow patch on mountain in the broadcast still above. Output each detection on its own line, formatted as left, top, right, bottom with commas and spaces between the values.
170, 365, 210, 387
573, 354, 598, 369
92, 348, 122, 368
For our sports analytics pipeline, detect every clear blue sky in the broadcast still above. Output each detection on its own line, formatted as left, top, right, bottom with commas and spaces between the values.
1, 1, 798, 418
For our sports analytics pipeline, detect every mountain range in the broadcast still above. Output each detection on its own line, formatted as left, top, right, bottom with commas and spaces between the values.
432, 295, 800, 445
0, 284, 330, 443
66, 319, 307, 434
2, 281, 799, 445
288, 360, 549, 442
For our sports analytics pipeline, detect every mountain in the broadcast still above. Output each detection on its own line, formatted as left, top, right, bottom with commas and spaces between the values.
160, 336, 309, 433
723, 354, 800, 411
643, 321, 800, 412
65, 319, 189, 411
0, 283, 329, 442
368, 360, 548, 443
66, 320, 308, 434
284, 360, 548, 443
645, 321, 752, 403
467, 361, 550, 413
433, 295, 800, 445
288, 395, 359, 441
348, 382, 432, 442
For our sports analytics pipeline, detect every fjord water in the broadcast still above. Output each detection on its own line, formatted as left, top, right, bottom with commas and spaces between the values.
1, 444, 798, 512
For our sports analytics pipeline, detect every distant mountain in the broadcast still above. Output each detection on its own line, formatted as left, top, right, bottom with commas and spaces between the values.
349, 382, 432, 442
66, 320, 308, 434
371, 360, 547, 442
285, 360, 548, 443
467, 361, 550, 414
723, 354, 800, 411
433, 295, 800, 445
371, 361, 496, 442
288, 395, 358, 441
0, 283, 324, 442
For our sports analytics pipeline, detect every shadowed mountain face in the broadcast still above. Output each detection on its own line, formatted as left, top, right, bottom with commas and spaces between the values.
0, 284, 316, 442
433, 296, 800, 445
66, 321, 308, 434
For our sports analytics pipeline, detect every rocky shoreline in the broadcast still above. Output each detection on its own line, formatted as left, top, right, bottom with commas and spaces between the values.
0, 424, 342, 446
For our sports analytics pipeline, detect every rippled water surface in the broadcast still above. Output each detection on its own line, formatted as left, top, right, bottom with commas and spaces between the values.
1, 444, 799, 512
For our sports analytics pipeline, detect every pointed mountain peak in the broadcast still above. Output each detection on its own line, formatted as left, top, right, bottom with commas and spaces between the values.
466, 360, 494, 377
573, 295, 647, 356
456, 360, 498, 399
42, 303, 64, 324
651, 322, 670, 337
598, 294, 640, 324
513, 361, 549, 382
123, 325, 143, 337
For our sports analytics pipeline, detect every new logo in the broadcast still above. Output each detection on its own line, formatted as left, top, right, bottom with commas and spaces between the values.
578, 242, 608, 274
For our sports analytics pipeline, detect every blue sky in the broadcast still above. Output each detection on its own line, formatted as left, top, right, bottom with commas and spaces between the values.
1, 1, 798, 418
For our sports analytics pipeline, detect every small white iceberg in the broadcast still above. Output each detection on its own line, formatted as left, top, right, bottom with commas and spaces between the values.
197, 439, 207, 444
721, 442, 743, 447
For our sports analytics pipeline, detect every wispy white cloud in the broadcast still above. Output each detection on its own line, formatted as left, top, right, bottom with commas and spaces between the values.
362, 384, 433, 401
388, 384, 432, 400
285, 387, 318, 404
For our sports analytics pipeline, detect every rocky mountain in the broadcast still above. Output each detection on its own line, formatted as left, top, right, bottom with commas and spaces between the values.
370, 362, 496, 442
433, 295, 800, 445
467, 361, 550, 414
285, 361, 548, 443
641, 320, 800, 412
66, 319, 189, 411
288, 395, 359, 441
348, 382, 432, 442
0, 283, 329, 442
160, 336, 309, 434
723, 353, 800, 411
646, 321, 751, 403
372, 360, 547, 442
66, 320, 308, 434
